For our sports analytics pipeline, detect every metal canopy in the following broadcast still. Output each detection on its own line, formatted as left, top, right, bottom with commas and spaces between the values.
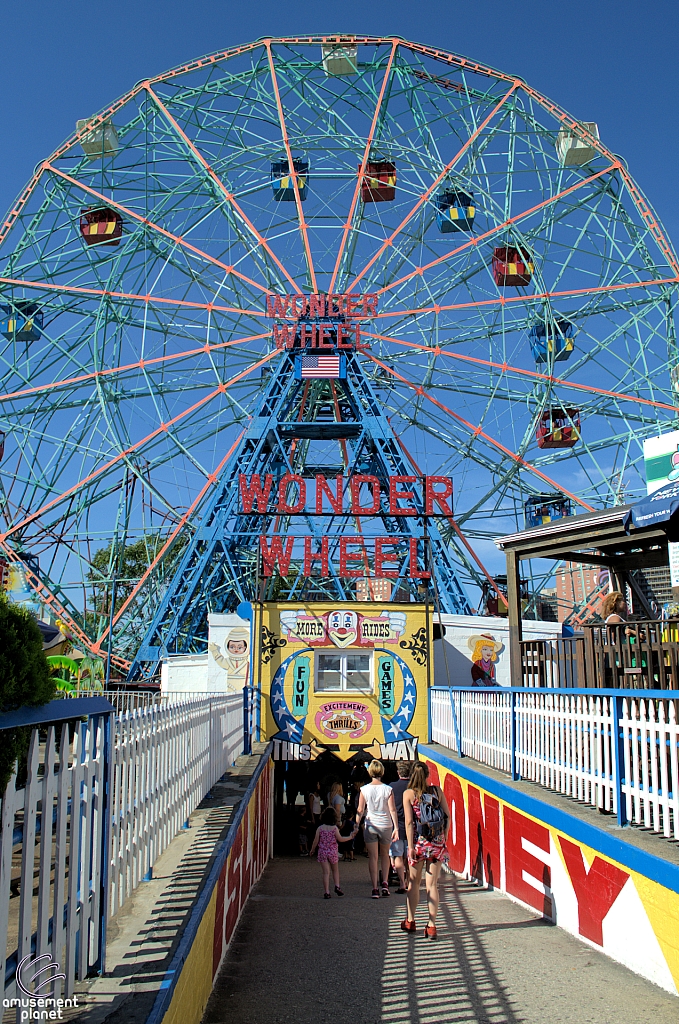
495, 505, 672, 684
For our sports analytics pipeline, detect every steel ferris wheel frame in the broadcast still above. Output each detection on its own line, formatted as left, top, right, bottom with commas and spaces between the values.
0, 34, 677, 671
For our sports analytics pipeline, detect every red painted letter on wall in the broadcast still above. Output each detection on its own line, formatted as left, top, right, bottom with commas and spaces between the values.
442, 772, 467, 873
558, 836, 629, 945
212, 862, 227, 977
503, 807, 552, 917
468, 786, 500, 889
224, 823, 244, 945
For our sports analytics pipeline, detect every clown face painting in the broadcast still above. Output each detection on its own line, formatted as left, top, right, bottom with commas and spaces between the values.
327, 609, 358, 648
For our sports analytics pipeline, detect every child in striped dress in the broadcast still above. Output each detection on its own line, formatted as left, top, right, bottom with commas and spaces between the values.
309, 807, 357, 899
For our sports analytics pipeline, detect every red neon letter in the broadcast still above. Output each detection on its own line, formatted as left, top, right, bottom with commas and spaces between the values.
362, 294, 378, 316
350, 475, 381, 515
277, 474, 306, 514
425, 476, 454, 516
304, 536, 329, 577
442, 772, 467, 873
336, 324, 353, 349
374, 537, 400, 579
299, 323, 315, 348
504, 807, 552, 917
308, 293, 326, 317
239, 474, 273, 513
339, 537, 366, 578
315, 475, 343, 514
408, 538, 430, 579
558, 836, 629, 945
272, 324, 295, 349
290, 294, 308, 318
389, 475, 417, 515
468, 786, 501, 888
266, 294, 290, 318
260, 536, 295, 576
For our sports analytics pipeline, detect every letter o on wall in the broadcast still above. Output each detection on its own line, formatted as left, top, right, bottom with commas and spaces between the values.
443, 773, 467, 873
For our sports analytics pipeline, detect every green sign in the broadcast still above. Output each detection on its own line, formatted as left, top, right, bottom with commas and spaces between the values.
378, 656, 395, 715
292, 656, 310, 716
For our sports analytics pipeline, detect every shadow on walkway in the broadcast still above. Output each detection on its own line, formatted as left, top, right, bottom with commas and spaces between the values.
203, 857, 679, 1024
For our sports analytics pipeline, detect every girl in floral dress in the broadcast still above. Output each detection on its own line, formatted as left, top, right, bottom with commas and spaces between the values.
402, 763, 451, 939
309, 807, 357, 899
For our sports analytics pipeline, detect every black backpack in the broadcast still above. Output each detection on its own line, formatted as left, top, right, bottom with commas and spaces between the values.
416, 787, 447, 840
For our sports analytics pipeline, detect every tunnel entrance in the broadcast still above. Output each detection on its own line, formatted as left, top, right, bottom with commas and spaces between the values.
272, 750, 403, 856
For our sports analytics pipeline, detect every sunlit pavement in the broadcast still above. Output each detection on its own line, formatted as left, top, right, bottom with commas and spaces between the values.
202, 857, 678, 1024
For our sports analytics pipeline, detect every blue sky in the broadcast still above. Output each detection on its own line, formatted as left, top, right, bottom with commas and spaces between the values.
1, 0, 677, 247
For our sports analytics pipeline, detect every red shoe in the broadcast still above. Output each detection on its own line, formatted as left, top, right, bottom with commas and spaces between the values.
424, 925, 437, 940
400, 919, 417, 933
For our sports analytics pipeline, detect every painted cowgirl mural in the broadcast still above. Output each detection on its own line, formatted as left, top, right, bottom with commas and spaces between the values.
467, 633, 503, 686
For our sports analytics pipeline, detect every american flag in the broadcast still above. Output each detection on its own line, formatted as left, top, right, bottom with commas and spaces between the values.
298, 354, 341, 379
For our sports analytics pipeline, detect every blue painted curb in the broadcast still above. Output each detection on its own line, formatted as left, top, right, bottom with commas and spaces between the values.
419, 743, 679, 896
145, 743, 273, 1024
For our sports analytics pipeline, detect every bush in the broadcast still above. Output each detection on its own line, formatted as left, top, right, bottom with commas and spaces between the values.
0, 594, 56, 790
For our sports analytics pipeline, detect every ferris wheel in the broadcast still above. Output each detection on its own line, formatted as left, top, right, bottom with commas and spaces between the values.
0, 34, 677, 665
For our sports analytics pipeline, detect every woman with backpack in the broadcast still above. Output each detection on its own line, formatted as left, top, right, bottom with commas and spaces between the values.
401, 762, 450, 939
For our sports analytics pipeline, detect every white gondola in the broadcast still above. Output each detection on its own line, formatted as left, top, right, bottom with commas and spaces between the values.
556, 122, 600, 166
76, 118, 119, 159
321, 43, 358, 76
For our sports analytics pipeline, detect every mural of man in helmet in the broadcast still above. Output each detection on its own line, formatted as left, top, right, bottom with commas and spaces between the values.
208, 626, 250, 692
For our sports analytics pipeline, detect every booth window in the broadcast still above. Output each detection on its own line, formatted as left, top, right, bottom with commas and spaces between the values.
316, 653, 372, 692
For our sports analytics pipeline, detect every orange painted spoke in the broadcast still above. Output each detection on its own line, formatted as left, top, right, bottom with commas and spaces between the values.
44, 163, 273, 296
364, 331, 679, 413
0, 274, 265, 318
94, 429, 247, 647
0, 351, 277, 541
363, 351, 594, 510
372, 275, 679, 319
348, 80, 520, 292
0, 332, 269, 405
144, 84, 302, 295
0, 540, 97, 651
328, 39, 398, 294
265, 44, 317, 292
374, 163, 618, 297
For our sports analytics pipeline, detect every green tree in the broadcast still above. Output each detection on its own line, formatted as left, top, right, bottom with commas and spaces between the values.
0, 593, 56, 790
88, 535, 166, 617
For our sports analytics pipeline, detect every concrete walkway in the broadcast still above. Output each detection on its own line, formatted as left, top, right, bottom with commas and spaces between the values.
203, 857, 678, 1024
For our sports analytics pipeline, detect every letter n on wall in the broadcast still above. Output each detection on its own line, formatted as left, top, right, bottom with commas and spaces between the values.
468, 786, 500, 889
558, 836, 629, 945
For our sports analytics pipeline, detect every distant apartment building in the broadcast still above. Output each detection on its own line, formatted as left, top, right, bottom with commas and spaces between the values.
356, 577, 393, 601
555, 562, 602, 621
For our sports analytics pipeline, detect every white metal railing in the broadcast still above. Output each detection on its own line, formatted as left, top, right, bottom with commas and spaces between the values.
0, 691, 245, 1004
109, 694, 243, 915
430, 687, 679, 841
0, 707, 109, 1002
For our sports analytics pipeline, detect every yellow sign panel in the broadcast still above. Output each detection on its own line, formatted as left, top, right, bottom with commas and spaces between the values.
256, 601, 431, 761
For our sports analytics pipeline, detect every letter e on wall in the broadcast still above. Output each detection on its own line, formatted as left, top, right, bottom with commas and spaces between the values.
503, 807, 552, 917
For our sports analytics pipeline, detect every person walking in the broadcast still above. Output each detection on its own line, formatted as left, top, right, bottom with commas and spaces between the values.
402, 762, 450, 939
309, 807, 357, 899
328, 781, 346, 825
355, 760, 399, 899
389, 761, 411, 893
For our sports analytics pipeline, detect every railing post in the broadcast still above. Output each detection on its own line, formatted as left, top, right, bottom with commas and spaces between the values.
243, 686, 251, 755
613, 693, 627, 826
510, 690, 519, 781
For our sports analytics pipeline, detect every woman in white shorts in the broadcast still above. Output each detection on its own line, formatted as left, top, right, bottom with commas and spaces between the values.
355, 760, 399, 898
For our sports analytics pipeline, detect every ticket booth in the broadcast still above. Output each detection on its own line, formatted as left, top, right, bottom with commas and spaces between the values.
255, 601, 431, 763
